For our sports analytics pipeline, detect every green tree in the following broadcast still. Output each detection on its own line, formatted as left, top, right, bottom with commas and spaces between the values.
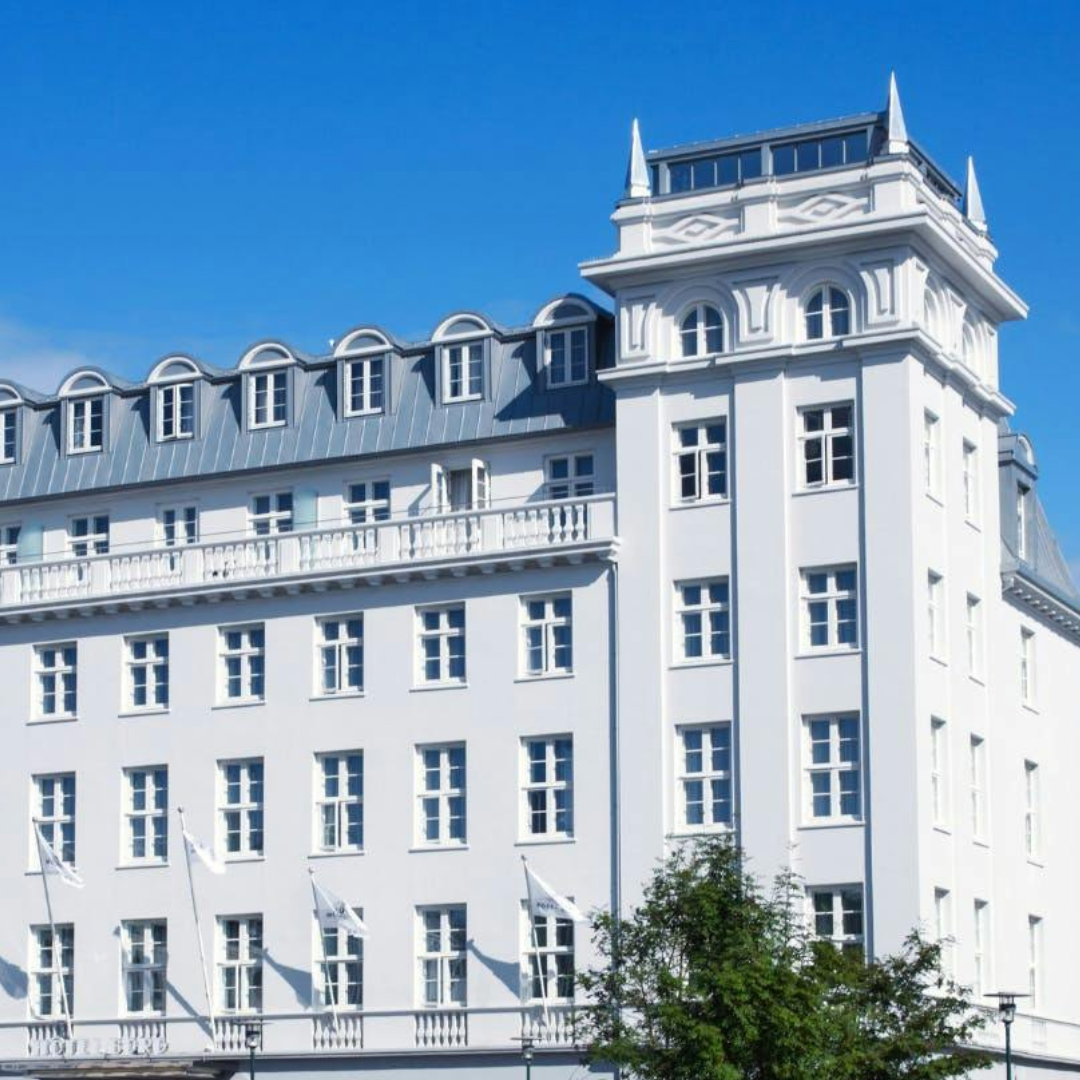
577, 837, 987, 1080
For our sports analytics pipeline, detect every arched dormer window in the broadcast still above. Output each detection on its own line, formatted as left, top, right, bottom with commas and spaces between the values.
533, 296, 598, 389
679, 304, 724, 358
0, 386, 21, 465
333, 329, 393, 418
148, 357, 201, 442
239, 344, 295, 430
805, 287, 850, 340
59, 371, 110, 455
432, 314, 491, 405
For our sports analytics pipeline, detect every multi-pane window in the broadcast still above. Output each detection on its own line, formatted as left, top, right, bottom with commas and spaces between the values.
1020, 628, 1036, 706
927, 572, 945, 658
801, 566, 858, 650
521, 595, 573, 677
679, 303, 724, 357
969, 736, 987, 841
416, 744, 466, 846
1024, 760, 1041, 860
315, 752, 363, 853
934, 887, 953, 974
345, 480, 391, 524
318, 912, 363, 1009
677, 724, 733, 831
123, 767, 168, 863
547, 327, 589, 387
68, 515, 109, 557
316, 616, 364, 696
1017, 483, 1030, 560
160, 506, 198, 546
0, 407, 16, 463
923, 411, 941, 497
522, 736, 573, 839
35, 774, 76, 864
965, 595, 983, 678
524, 911, 575, 1002
122, 921, 167, 1014
973, 900, 990, 998
68, 396, 104, 453
344, 356, 385, 416
804, 288, 850, 340
544, 454, 595, 500
418, 907, 466, 1007
673, 421, 727, 503
217, 916, 263, 1013
250, 492, 293, 535
809, 887, 864, 953
803, 714, 861, 821
30, 925, 74, 1018
158, 382, 195, 441
249, 370, 288, 428
962, 440, 979, 522
34, 643, 78, 719
675, 579, 731, 661
0, 523, 20, 565
1028, 915, 1043, 1008
219, 760, 264, 858
798, 404, 854, 488
125, 635, 170, 711
417, 605, 466, 685
219, 625, 265, 703
443, 341, 483, 402
931, 718, 949, 827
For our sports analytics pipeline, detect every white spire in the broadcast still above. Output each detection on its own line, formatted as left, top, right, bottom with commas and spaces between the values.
624, 118, 651, 199
885, 71, 908, 154
963, 156, 988, 232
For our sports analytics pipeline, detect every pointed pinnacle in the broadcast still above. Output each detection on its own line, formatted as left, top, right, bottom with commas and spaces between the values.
885, 71, 908, 152
625, 118, 651, 199
963, 156, 988, 231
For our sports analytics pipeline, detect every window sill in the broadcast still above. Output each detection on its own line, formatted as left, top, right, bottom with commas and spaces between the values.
408, 844, 469, 854
797, 819, 864, 831
667, 827, 734, 840
795, 647, 861, 660
514, 672, 575, 684
410, 681, 469, 693
342, 407, 386, 419
27, 715, 79, 726
932, 824, 952, 836
1022, 702, 1040, 715
791, 482, 858, 499
973, 837, 991, 849
668, 497, 730, 512
969, 674, 986, 688
309, 849, 365, 860
965, 517, 982, 533
441, 395, 484, 406
116, 861, 169, 871
547, 378, 591, 391
1027, 857, 1045, 869
211, 699, 267, 711
67, 446, 103, 457
223, 855, 266, 865
925, 491, 945, 508
309, 692, 366, 703
118, 708, 170, 719
249, 421, 287, 432
515, 836, 576, 848
929, 654, 948, 668
670, 657, 733, 671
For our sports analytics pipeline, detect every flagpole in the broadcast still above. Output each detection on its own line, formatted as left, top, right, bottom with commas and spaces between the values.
33, 821, 74, 1042
309, 871, 341, 1031
178, 807, 217, 1046
521, 857, 551, 1034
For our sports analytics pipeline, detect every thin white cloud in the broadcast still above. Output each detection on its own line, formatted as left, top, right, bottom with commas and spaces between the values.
0, 314, 102, 396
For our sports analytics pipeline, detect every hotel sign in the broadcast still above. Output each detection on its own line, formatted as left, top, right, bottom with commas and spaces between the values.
32, 1035, 169, 1060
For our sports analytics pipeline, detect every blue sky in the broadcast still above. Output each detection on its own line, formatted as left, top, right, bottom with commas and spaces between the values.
0, 1, 1077, 563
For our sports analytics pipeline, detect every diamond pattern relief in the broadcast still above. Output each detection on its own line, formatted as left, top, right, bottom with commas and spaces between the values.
653, 213, 739, 247
779, 192, 868, 227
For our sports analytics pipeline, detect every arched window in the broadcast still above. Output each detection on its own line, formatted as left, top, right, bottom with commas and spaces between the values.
805, 288, 850, 340
679, 304, 724, 358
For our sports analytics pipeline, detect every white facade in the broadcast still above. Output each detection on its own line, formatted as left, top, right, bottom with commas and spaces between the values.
1, 81, 1078, 1080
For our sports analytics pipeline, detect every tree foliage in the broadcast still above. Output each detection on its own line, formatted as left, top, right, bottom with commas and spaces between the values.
577, 838, 987, 1080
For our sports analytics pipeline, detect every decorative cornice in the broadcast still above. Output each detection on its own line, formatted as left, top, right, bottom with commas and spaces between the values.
1002, 569, 1080, 641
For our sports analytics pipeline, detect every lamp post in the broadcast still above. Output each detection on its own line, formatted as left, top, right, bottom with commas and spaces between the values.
243, 1021, 262, 1080
985, 992, 1028, 1080
514, 1034, 536, 1080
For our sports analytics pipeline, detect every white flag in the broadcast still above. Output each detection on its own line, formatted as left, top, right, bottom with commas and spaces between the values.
34, 823, 84, 889
524, 860, 586, 922
312, 876, 368, 939
182, 828, 225, 875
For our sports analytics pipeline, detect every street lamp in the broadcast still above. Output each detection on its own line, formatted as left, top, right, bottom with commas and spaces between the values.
985, 992, 1028, 1080
516, 1034, 536, 1080
243, 1021, 262, 1080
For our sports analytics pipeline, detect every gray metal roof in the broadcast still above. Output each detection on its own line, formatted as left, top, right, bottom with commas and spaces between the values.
1002, 493, 1080, 606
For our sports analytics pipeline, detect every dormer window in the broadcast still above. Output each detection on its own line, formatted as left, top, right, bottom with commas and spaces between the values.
680, 304, 724, 358
444, 342, 483, 402
159, 382, 195, 440
69, 396, 105, 454
344, 356, 385, 416
805, 288, 850, 341
546, 328, 589, 387
0, 392, 18, 464
250, 370, 287, 428
533, 296, 600, 390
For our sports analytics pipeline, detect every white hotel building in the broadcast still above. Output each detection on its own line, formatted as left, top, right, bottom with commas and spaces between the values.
1, 78, 1078, 1080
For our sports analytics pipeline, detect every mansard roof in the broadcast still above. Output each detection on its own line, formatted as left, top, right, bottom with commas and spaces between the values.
0, 301, 615, 506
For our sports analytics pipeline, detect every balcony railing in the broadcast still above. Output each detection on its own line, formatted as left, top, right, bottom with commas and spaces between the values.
0, 495, 617, 615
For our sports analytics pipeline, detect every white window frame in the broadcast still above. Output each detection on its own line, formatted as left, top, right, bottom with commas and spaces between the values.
157, 381, 196, 442
965, 594, 983, 679
927, 571, 945, 659
68, 514, 110, 557
430, 460, 489, 514
344, 480, 391, 524
522, 907, 575, 1004
804, 287, 851, 341
973, 900, 990, 998
124, 634, 170, 712
1020, 628, 1036, 706
441, 340, 484, 403
218, 624, 266, 705
521, 735, 574, 840
923, 410, 941, 498
962, 440, 979, 523
934, 887, 953, 974
416, 604, 466, 686
808, 887, 864, 952
121, 920, 167, 1016
34, 642, 78, 720
216, 915, 263, 1014
122, 766, 168, 864
34, 772, 76, 866
248, 370, 288, 429
158, 505, 198, 547
544, 453, 595, 500
0, 405, 17, 464
314, 752, 363, 854
931, 717, 949, 828
798, 403, 855, 489
249, 491, 293, 536
30, 924, 74, 1019
1028, 915, 1043, 1008
545, 326, 590, 388
520, 593, 573, 678
802, 714, 861, 823
672, 420, 728, 504
678, 302, 725, 358
800, 565, 859, 652
67, 395, 105, 454
343, 355, 386, 417
1024, 760, 1041, 860
415, 743, 466, 847
315, 907, 363, 1010
315, 615, 364, 697
969, 735, 988, 842
676, 723, 734, 833
218, 759, 264, 859
674, 578, 732, 663
1017, 483, 1030, 560
0, 523, 20, 565
417, 906, 466, 1008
